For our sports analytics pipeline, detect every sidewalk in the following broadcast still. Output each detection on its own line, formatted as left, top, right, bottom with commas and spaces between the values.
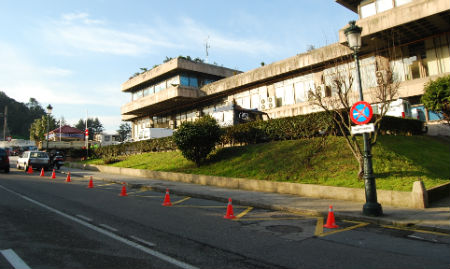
59, 166, 450, 233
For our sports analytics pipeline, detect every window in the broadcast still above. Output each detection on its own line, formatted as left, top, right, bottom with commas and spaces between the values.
180, 75, 198, 87
251, 94, 259, 109
377, 0, 393, 13
395, 0, 411, 6
361, 2, 376, 18
360, 0, 401, 18
167, 76, 180, 87
154, 81, 166, 93
275, 86, 284, 107
284, 84, 295, 105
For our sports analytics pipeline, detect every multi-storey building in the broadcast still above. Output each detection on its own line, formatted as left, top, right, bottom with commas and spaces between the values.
121, 0, 450, 141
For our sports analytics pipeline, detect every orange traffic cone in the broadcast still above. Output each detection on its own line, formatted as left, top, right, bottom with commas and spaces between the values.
65, 172, 71, 182
27, 165, 33, 174
119, 183, 127, 197
224, 198, 236, 219
87, 176, 94, 188
51, 169, 56, 179
323, 205, 339, 229
162, 188, 172, 206
40, 168, 45, 177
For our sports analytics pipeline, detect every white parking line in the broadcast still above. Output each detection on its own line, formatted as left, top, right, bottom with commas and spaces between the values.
76, 214, 93, 222
1, 249, 31, 269
0, 184, 199, 269
99, 224, 118, 232
130, 235, 156, 247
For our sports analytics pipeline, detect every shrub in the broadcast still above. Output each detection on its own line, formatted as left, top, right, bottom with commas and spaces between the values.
173, 115, 222, 166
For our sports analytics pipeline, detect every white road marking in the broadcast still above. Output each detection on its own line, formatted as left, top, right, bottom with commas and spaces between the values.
99, 224, 118, 232
130, 235, 156, 247
1, 249, 32, 269
76, 214, 93, 222
0, 184, 199, 269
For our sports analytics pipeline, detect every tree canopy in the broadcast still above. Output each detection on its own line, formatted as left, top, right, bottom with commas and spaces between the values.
422, 75, 450, 125
29, 115, 57, 142
117, 122, 131, 142
0, 92, 47, 139
75, 117, 104, 140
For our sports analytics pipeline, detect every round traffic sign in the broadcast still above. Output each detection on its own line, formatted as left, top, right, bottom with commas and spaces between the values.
350, 101, 373, 125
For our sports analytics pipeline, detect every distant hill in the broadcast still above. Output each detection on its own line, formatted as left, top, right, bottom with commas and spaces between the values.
0, 92, 45, 139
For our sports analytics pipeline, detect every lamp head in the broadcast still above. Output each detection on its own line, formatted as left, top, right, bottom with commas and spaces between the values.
344, 21, 362, 51
46, 104, 53, 114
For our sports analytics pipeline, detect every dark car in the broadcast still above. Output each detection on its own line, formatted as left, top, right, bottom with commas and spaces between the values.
0, 148, 10, 173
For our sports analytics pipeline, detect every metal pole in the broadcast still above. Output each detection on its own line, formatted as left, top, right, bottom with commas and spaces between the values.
3, 106, 7, 141
86, 110, 89, 158
46, 113, 50, 151
354, 52, 383, 217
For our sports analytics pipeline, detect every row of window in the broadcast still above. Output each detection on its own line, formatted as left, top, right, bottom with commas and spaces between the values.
360, 0, 412, 18
131, 75, 216, 101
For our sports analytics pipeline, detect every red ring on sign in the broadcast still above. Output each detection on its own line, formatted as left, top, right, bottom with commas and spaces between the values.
350, 101, 373, 125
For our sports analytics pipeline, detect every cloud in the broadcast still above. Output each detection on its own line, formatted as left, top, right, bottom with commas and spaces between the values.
0, 41, 124, 108
61, 12, 105, 25
41, 12, 177, 56
40, 12, 278, 57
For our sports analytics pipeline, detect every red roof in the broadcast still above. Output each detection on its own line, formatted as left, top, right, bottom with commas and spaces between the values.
49, 125, 83, 134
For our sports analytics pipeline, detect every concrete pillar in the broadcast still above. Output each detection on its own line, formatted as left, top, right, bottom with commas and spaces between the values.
411, 180, 429, 209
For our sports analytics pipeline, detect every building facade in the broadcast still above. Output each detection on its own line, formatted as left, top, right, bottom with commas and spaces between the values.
121, 0, 450, 141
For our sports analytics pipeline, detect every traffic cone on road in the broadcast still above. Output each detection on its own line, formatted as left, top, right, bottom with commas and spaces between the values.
87, 176, 94, 188
65, 172, 71, 182
224, 198, 236, 219
162, 188, 172, 206
323, 205, 339, 229
119, 183, 128, 197
40, 168, 45, 177
51, 169, 56, 179
27, 165, 33, 174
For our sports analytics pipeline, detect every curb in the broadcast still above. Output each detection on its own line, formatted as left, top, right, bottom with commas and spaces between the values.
59, 170, 450, 234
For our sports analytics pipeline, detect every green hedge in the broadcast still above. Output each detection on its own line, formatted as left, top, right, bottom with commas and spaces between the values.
93, 136, 176, 158
91, 111, 423, 159
221, 111, 334, 145
378, 116, 424, 135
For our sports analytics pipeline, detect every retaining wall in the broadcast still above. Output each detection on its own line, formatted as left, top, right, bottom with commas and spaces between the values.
68, 162, 432, 209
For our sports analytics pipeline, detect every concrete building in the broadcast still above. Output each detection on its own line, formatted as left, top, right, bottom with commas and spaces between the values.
121, 0, 450, 140
94, 133, 121, 146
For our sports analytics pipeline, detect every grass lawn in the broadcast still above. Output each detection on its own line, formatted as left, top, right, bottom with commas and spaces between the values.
83, 135, 449, 191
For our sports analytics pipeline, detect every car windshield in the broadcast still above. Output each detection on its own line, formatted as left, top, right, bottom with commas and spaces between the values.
30, 152, 48, 158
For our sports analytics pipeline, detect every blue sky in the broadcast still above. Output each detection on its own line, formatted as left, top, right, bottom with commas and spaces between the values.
0, 0, 357, 133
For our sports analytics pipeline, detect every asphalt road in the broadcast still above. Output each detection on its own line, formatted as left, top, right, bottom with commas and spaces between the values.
0, 168, 449, 269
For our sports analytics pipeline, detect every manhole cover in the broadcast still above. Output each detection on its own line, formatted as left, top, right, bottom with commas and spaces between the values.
266, 225, 303, 234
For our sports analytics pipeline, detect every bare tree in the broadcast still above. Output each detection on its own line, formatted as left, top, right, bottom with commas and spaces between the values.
308, 51, 399, 179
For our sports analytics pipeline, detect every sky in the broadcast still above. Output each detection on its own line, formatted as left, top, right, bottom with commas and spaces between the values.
0, 0, 357, 133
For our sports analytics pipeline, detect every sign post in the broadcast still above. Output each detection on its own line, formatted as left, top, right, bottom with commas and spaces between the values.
350, 101, 374, 135
349, 100, 382, 216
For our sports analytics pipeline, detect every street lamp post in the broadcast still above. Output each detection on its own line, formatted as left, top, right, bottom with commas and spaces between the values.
345, 21, 383, 217
46, 104, 53, 151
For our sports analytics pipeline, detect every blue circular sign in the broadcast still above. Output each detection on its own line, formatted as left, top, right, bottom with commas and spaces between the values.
350, 101, 373, 125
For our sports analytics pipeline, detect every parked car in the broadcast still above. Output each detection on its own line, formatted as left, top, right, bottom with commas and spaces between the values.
16, 151, 51, 171
0, 148, 10, 173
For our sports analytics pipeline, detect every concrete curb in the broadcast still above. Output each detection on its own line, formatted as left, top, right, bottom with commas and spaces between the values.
67, 162, 432, 209
59, 170, 450, 234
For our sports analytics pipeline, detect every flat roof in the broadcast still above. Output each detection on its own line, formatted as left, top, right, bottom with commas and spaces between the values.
121, 57, 241, 93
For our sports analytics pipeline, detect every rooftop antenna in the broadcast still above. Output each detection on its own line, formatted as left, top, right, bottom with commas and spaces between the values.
205, 35, 210, 63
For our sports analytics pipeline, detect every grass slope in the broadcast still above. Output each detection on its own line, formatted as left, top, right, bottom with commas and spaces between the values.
85, 136, 449, 191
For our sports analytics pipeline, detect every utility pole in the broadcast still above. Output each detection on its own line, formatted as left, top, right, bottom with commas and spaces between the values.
3, 106, 7, 141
